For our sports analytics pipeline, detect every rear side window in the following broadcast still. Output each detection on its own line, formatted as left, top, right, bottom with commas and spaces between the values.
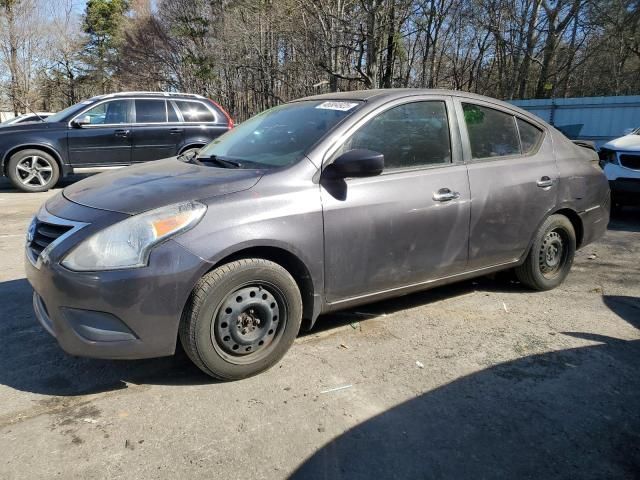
175, 101, 215, 122
517, 118, 544, 154
462, 103, 520, 158
340, 101, 451, 170
135, 99, 167, 123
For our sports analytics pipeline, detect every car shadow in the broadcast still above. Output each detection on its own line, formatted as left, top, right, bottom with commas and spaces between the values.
608, 206, 640, 233
0, 274, 525, 397
290, 297, 640, 479
0, 278, 214, 396
307, 273, 527, 335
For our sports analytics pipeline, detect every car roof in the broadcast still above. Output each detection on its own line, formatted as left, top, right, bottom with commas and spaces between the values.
295, 88, 538, 122
88, 91, 208, 101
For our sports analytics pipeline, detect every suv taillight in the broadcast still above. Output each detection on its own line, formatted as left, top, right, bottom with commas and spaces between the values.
210, 99, 234, 129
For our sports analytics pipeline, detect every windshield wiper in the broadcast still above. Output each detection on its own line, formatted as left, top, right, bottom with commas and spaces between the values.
196, 155, 243, 169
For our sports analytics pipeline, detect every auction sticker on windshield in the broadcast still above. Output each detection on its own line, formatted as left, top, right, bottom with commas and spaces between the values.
315, 101, 359, 111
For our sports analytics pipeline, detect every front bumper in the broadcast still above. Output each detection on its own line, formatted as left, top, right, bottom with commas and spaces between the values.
609, 178, 640, 205
25, 196, 210, 359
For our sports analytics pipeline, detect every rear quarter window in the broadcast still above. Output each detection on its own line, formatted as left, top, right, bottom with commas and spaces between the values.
175, 101, 216, 123
517, 117, 544, 154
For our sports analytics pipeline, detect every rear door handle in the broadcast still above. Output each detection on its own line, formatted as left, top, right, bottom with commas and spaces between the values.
433, 188, 460, 202
537, 176, 554, 188
169, 128, 183, 135
114, 129, 130, 138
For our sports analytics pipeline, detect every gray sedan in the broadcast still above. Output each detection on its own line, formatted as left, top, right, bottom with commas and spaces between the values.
25, 89, 610, 380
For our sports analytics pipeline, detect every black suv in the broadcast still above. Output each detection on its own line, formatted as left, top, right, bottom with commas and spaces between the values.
0, 92, 233, 192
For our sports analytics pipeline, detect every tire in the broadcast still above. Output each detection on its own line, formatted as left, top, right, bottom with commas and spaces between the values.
179, 258, 303, 380
515, 214, 576, 291
7, 149, 60, 192
180, 147, 201, 157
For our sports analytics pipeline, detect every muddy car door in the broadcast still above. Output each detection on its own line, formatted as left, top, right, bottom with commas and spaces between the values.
321, 97, 470, 303
456, 100, 558, 269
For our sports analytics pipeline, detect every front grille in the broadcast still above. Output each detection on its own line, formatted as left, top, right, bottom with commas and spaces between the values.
29, 220, 72, 260
619, 154, 640, 170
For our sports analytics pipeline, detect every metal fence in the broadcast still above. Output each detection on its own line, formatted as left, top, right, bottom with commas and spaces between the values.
510, 95, 640, 147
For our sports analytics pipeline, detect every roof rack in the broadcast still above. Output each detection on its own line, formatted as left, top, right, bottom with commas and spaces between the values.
96, 91, 206, 99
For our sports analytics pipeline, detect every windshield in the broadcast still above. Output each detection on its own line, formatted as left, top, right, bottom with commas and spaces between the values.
44, 101, 95, 123
196, 100, 363, 168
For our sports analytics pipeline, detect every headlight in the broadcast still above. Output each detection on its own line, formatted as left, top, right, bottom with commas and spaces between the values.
61, 201, 206, 271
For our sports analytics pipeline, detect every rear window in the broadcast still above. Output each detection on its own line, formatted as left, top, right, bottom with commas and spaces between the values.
135, 99, 167, 123
175, 101, 215, 122
463, 103, 520, 158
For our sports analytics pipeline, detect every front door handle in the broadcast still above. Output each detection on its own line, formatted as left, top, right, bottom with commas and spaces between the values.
169, 128, 183, 135
537, 176, 554, 188
433, 188, 460, 202
114, 129, 130, 138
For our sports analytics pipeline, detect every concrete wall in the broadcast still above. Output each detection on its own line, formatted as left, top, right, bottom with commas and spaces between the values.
510, 96, 640, 147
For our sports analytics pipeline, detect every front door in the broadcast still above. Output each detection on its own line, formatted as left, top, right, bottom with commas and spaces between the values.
67, 99, 133, 167
457, 100, 558, 269
321, 98, 470, 303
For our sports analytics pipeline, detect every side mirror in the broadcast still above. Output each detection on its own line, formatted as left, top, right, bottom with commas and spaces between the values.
323, 149, 384, 179
71, 115, 91, 127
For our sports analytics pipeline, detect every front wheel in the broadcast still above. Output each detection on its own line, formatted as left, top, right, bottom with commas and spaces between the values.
7, 149, 60, 192
179, 259, 303, 380
515, 214, 576, 291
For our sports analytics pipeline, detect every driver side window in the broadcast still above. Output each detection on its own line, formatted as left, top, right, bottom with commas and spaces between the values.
80, 100, 131, 125
337, 101, 452, 170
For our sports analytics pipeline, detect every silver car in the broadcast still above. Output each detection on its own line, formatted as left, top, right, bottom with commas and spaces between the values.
25, 89, 610, 380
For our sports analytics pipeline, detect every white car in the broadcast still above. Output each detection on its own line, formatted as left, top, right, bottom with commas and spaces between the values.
599, 128, 640, 208
0, 112, 52, 126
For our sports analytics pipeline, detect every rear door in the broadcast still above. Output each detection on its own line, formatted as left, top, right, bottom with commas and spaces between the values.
321, 97, 470, 303
130, 99, 182, 163
67, 99, 133, 167
456, 99, 558, 269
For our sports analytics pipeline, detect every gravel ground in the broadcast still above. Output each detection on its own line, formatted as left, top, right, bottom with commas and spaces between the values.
0, 178, 638, 479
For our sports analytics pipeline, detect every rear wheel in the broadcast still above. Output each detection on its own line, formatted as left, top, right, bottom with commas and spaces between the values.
179, 259, 302, 380
7, 149, 60, 192
515, 214, 576, 291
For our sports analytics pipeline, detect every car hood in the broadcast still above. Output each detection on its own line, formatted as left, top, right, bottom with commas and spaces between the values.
63, 157, 263, 214
602, 134, 640, 152
0, 121, 63, 132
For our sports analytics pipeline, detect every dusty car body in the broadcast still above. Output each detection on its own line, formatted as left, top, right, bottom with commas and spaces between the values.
25, 89, 610, 380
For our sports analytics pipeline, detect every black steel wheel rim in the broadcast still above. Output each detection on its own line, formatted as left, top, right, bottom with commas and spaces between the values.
538, 229, 567, 278
211, 282, 287, 365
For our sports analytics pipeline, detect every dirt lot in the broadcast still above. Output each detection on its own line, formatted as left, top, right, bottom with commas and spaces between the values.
0, 177, 638, 480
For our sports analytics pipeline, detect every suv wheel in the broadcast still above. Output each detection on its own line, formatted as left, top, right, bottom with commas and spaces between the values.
7, 149, 60, 192
179, 258, 303, 380
515, 214, 576, 291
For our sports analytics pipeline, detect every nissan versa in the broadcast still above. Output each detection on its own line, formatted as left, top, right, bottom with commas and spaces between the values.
25, 89, 610, 380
